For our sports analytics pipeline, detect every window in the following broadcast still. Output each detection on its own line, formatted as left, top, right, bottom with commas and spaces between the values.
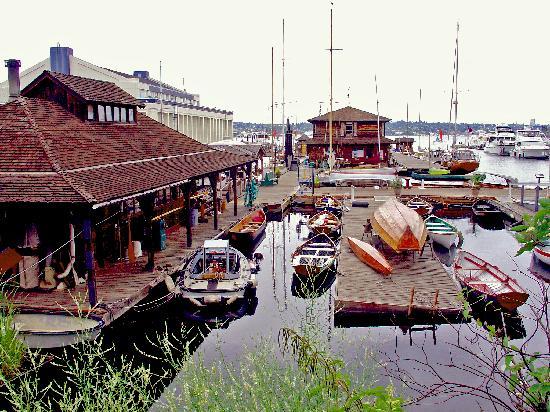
128, 108, 134, 122
98, 105, 105, 122
345, 122, 353, 135
121, 108, 127, 122
113, 107, 120, 122
352, 149, 364, 159
105, 106, 113, 121
87, 104, 94, 120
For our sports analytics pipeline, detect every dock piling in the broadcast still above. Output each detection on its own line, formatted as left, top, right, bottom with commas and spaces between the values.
408, 287, 415, 316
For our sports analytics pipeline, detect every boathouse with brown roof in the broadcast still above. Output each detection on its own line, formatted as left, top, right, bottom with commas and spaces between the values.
307, 106, 393, 166
0, 63, 254, 317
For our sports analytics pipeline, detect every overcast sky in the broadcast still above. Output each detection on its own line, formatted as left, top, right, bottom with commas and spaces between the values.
1, 0, 549, 124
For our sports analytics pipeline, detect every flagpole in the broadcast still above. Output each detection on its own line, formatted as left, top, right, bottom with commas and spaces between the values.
375, 74, 381, 167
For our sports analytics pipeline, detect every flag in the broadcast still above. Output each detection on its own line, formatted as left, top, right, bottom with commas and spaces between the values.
439, 129, 443, 141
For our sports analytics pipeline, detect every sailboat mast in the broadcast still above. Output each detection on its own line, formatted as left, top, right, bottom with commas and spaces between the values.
329, 7, 333, 173
272, 47, 275, 176
453, 22, 459, 148
281, 19, 285, 139
375, 75, 381, 163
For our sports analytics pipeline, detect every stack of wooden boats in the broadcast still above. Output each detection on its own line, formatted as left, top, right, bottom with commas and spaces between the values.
291, 233, 338, 277
454, 250, 529, 311
406, 196, 433, 217
307, 211, 342, 237
229, 209, 266, 245
424, 215, 459, 249
371, 198, 428, 252
314, 195, 343, 217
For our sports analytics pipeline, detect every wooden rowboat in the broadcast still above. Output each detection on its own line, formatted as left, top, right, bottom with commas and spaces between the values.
406, 196, 433, 217
371, 198, 428, 252
533, 240, 550, 266
347, 237, 392, 276
291, 233, 337, 277
454, 250, 529, 311
424, 215, 459, 249
472, 200, 502, 218
314, 196, 343, 217
307, 211, 342, 237
229, 209, 266, 244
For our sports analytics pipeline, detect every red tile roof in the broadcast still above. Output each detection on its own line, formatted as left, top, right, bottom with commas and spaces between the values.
22, 71, 142, 106
0, 98, 253, 204
308, 106, 391, 123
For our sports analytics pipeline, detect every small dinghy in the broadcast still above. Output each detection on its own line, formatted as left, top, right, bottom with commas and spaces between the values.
314, 195, 343, 217
371, 198, 428, 252
229, 209, 266, 244
347, 237, 392, 276
424, 215, 459, 249
533, 240, 550, 266
307, 211, 342, 237
454, 250, 529, 311
472, 199, 502, 218
406, 196, 434, 217
291, 233, 337, 277
176, 239, 257, 307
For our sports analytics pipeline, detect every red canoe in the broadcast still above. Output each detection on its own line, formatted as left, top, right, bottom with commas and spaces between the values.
347, 237, 392, 276
454, 250, 529, 311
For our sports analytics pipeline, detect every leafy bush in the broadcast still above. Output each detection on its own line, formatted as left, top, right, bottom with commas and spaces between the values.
389, 178, 403, 189
510, 198, 550, 255
471, 173, 486, 187
0, 295, 26, 379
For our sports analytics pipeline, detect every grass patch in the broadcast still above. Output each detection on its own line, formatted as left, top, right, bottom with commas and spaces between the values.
0, 296, 26, 379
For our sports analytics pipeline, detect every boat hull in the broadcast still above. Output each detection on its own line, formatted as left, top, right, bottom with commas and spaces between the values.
449, 160, 479, 175
229, 210, 267, 245
534, 245, 550, 266
425, 215, 459, 249
293, 260, 335, 277
429, 231, 458, 249
512, 148, 549, 159
347, 237, 392, 276
459, 281, 529, 312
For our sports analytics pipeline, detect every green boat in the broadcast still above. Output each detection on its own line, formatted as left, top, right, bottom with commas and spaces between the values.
411, 172, 471, 181
424, 215, 459, 249
428, 168, 450, 175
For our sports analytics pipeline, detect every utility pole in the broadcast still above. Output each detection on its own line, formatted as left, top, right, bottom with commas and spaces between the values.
281, 18, 286, 139
453, 22, 459, 149
159, 60, 163, 125
375, 74, 381, 166
272, 47, 275, 178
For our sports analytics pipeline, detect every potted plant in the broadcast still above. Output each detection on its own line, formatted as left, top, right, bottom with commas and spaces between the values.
470, 173, 486, 197
389, 177, 403, 196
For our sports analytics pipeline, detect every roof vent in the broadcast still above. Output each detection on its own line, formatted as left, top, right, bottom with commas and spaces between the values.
4, 59, 21, 102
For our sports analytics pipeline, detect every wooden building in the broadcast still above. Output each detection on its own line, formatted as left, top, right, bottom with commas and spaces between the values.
306, 106, 393, 166
0, 68, 254, 321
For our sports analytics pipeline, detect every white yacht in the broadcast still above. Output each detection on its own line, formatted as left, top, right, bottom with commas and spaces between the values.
512, 129, 549, 159
484, 125, 516, 156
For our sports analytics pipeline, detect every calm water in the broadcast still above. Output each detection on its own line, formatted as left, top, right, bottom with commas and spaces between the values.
399, 134, 550, 183
19, 211, 548, 411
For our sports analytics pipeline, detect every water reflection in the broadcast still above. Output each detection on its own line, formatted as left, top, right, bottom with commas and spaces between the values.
291, 270, 336, 299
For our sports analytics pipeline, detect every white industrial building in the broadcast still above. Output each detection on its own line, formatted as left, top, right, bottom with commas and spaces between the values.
0, 46, 233, 143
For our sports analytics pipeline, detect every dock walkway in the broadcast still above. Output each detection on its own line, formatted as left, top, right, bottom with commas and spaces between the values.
391, 152, 431, 170
336, 200, 462, 317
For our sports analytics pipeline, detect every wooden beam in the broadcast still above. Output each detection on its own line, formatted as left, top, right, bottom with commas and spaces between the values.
183, 182, 192, 247
138, 193, 156, 271
83, 212, 97, 307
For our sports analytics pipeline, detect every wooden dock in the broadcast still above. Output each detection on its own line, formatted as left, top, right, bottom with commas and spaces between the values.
391, 152, 431, 170
336, 200, 462, 318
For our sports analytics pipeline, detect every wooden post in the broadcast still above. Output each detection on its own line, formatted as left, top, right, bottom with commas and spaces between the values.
245, 162, 252, 181
209, 173, 219, 230
432, 289, 439, 314
231, 167, 238, 216
83, 211, 97, 307
407, 287, 415, 316
138, 194, 156, 271
183, 183, 192, 247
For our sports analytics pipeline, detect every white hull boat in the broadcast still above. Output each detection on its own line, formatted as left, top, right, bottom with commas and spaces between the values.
534, 241, 550, 266
424, 215, 459, 249
484, 125, 516, 156
176, 239, 256, 307
512, 129, 549, 159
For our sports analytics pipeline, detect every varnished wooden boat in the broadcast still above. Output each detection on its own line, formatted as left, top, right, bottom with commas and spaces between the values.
291, 233, 337, 277
314, 195, 343, 217
472, 199, 502, 218
229, 209, 266, 244
371, 198, 428, 252
347, 237, 392, 276
424, 215, 459, 249
307, 211, 342, 237
454, 250, 529, 311
406, 196, 433, 217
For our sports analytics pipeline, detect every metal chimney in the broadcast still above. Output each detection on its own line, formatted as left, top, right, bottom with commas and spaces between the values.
4, 59, 21, 102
